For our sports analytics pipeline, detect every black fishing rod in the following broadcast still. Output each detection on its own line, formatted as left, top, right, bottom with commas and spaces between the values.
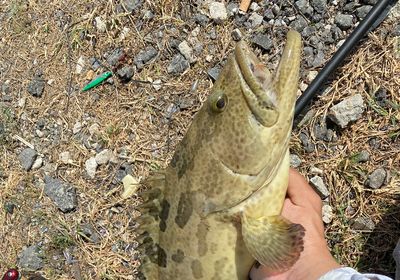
294, 0, 397, 119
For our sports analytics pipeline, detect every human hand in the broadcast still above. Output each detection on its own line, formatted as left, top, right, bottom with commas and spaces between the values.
249, 168, 340, 280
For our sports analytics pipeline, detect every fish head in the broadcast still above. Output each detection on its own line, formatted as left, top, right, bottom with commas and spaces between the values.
198, 30, 302, 212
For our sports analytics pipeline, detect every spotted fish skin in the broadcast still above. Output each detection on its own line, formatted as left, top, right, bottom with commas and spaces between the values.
138, 30, 302, 280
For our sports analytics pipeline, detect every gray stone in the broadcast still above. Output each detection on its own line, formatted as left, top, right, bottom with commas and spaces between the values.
116, 66, 135, 82
290, 17, 308, 32
95, 149, 114, 165
231, 28, 242, 41
251, 34, 273, 51
194, 13, 210, 26
301, 26, 317, 38
264, 9, 275, 20
351, 216, 375, 231
392, 23, 400, 36
18, 245, 44, 270
27, 74, 45, 97
328, 94, 365, 128
289, 154, 302, 168
311, 0, 327, 12
299, 132, 315, 153
312, 49, 325, 67
309, 175, 329, 198
134, 46, 158, 69
207, 66, 221, 81
89, 58, 101, 71
85, 157, 97, 178
295, 0, 314, 17
314, 120, 335, 142
366, 168, 387, 189
322, 204, 333, 223
248, 12, 263, 27
106, 48, 124, 67
334, 13, 354, 30
79, 223, 101, 243
167, 54, 189, 75
209, 2, 227, 21
226, 2, 239, 17
31, 157, 43, 170
123, 0, 142, 12
356, 5, 372, 20
44, 176, 77, 213
18, 148, 38, 171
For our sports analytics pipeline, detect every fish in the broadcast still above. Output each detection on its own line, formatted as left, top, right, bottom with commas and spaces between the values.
136, 29, 304, 280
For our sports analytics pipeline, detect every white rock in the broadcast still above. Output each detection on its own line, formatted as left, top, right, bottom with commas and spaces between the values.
73, 122, 82, 134
95, 16, 106, 33
205, 55, 213, 62
322, 204, 333, 223
18, 97, 26, 108
310, 166, 323, 175
178, 40, 196, 63
209, 2, 227, 21
248, 13, 263, 27
36, 129, 44, 138
59, 151, 72, 164
75, 56, 85, 74
88, 123, 100, 135
299, 81, 308, 92
121, 175, 140, 199
328, 94, 365, 128
95, 149, 113, 165
85, 157, 97, 179
310, 175, 329, 198
31, 157, 43, 170
307, 70, 318, 83
152, 79, 162, 91
249, 2, 261, 11
119, 27, 130, 41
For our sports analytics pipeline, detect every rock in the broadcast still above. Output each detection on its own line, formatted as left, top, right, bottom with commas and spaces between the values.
152, 79, 162, 91
322, 204, 333, 223
207, 66, 221, 81
95, 149, 114, 165
328, 94, 365, 128
392, 23, 400, 36
310, 166, 324, 175
95, 16, 106, 32
312, 49, 325, 67
231, 28, 242, 41
290, 17, 308, 32
299, 132, 315, 153
116, 66, 135, 82
44, 176, 78, 213
31, 157, 43, 170
79, 223, 101, 243
264, 9, 275, 20
209, 28, 217, 40
307, 71, 318, 83
121, 174, 140, 199
167, 54, 189, 75
106, 48, 124, 67
18, 245, 44, 270
226, 2, 239, 17
209, 2, 228, 22
73, 121, 82, 134
248, 12, 263, 27
113, 163, 133, 184
289, 154, 302, 168
59, 151, 72, 164
85, 157, 97, 179
134, 46, 158, 69
249, 2, 261, 12
301, 26, 316, 38
309, 175, 329, 198
251, 34, 273, 51
351, 150, 370, 163
88, 123, 100, 135
351, 216, 375, 231
27, 74, 45, 97
334, 13, 353, 30
89, 57, 101, 71
365, 168, 387, 189
178, 40, 196, 63
19, 148, 38, 171
123, 0, 142, 12
310, 0, 327, 12
194, 13, 210, 26
295, 0, 314, 17
356, 5, 372, 20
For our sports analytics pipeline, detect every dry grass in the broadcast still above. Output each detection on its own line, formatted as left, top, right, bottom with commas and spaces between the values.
0, 0, 399, 279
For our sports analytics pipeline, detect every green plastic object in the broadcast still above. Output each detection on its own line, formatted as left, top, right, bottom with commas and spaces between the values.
82, 71, 112, 92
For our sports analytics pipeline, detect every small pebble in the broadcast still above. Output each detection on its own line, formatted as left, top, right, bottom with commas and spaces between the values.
85, 157, 98, 179
365, 168, 387, 189
309, 175, 329, 198
322, 204, 333, 223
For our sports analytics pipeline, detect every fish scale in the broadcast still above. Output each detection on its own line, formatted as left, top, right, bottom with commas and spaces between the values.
137, 30, 304, 280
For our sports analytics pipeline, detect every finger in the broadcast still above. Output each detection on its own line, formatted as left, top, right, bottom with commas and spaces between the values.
287, 168, 322, 209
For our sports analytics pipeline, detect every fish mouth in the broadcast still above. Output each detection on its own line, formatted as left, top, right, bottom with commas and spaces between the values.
234, 41, 279, 127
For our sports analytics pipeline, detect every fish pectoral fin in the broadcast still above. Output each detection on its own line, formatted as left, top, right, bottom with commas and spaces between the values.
242, 213, 305, 273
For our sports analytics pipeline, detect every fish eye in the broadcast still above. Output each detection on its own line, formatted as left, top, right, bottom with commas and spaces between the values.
209, 93, 228, 113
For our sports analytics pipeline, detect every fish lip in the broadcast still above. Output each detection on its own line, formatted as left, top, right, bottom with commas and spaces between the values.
234, 41, 279, 127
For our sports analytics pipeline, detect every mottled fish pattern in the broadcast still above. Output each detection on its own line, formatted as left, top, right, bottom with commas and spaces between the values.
137, 30, 304, 280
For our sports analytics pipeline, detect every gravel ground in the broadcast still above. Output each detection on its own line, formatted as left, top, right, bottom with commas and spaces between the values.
0, 0, 399, 279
